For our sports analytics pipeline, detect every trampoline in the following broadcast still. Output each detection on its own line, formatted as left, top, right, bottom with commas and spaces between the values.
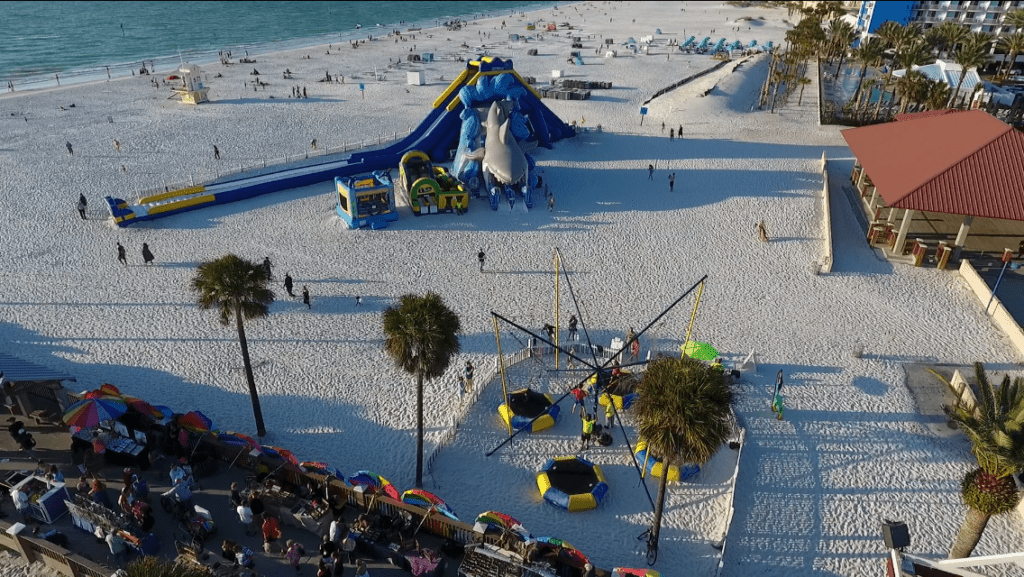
536, 456, 609, 511
590, 370, 640, 411
498, 388, 560, 432
635, 439, 699, 482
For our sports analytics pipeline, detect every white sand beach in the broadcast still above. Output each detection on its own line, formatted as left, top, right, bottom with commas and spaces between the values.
2, 1, 1023, 575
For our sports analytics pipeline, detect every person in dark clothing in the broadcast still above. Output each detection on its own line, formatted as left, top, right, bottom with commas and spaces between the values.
66, 142, 74, 156
76, 197, 87, 219
213, 145, 220, 159
543, 323, 556, 341
7, 419, 24, 442
284, 273, 294, 297
229, 482, 243, 509
477, 249, 485, 272
648, 164, 654, 180
262, 257, 273, 280
678, 125, 683, 139
117, 242, 127, 266
669, 128, 674, 140
319, 534, 338, 559
568, 315, 578, 341
141, 243, 154, 265
302, 286, 310, 309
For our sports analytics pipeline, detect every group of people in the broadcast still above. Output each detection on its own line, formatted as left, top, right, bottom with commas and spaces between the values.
113, 241, 155, 265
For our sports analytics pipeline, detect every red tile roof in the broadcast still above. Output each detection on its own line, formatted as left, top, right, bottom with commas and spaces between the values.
841, 110, 1024, 222
893, 109, 965, 122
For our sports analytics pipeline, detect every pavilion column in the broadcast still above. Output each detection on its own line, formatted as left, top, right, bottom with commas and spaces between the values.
894, 209, 915, 256
952, 215, 974, 260
868, 189, 880, 219
887, 207, 900, 224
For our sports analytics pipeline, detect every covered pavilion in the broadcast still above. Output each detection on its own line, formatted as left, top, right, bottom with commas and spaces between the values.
841, 109, 1024, 264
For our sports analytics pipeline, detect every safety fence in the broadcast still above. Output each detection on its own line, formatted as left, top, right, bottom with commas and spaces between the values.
130, 127, 417, 204
819, 151, 834, 274
958, 260, 1024, 360
0, 520, 110, 577
713, 427, 747, 577
641, 59, 735, 106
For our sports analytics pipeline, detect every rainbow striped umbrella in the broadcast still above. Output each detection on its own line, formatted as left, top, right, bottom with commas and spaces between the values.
218, 431, 260, 448
536, 537, 589, 569
401, 489, 458, 520
63, 396, 128, 428
348, 471, 400, 501
84, 383, 122, 399
261, 445, 299, 466
179, 410, 215, 433
474, 511, 531, 540
122, 396, 164, 419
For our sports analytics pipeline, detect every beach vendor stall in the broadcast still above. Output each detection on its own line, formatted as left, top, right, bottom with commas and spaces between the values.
10, 474, 69, 524
66, 493, 160, 555
244, 480, 331, 535
72, 426, 151, 470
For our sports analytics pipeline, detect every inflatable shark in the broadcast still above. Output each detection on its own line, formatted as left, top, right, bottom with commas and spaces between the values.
462, 101, 536, 210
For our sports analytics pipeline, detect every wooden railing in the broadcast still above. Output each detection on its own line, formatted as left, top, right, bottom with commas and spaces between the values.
0, 520, 110, 577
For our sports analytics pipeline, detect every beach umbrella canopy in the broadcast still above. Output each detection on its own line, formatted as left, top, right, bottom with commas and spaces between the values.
402, 489, 458, 520
122, 396, 164, 419
300, 461, 344, 480
179, 410, 215, 433
680, 340, 718, 361
84, 383, 122, 399
535, 537, 589, 569
474, 511, 531, 540
260, 445, 299, 465
63, 396, 128, 428
348, 470, 400, 500
218, 431, 259, 448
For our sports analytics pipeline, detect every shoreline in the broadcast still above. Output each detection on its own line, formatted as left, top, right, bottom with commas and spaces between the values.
1, 1, 567, 94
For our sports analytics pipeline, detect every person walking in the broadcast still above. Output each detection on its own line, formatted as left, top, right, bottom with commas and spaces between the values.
141, 243, 155, 265
213, 145, 221, 160
285, 540, 304, 572
647, 164, 654, 180
262, 256, 273, 280
661, 122, 665, 133
284, 273, 294, 297
261, 514, 282, 553
548, 195, 554, 212
455, 197, 463, 215
678, 125, 683, 139
66, 141, 74, 156
113, 139, 121, 153
355, 295, 362, 306
464, 361, 474, 394
117, 242, 127, 265
302, 286, 311, 309
76, 196, 87, 219
477, 249, 485, 272
668, 172, 676, 192
669, 128, 674, 141
605, 401, 615, 430
310, 139, 318, 150
568, 315, 578, 341
756, 220, 769, 242
237, 499, 255, 536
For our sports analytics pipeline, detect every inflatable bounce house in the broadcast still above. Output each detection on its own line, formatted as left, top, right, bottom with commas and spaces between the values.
106, 56, 573, 226
335, 170, 398, 229
396, 150, 468, 216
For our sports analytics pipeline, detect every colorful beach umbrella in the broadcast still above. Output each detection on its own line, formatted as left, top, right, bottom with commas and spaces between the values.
84, 383, 122, 399
474, 511, 531, 541
63, 396, 128, 428
348, 470, 400, 501
300, 461, 344, 480
681, 340, 719, 361
218, 431, 260, 448
179, 410, 215, 433
401, 489, 458, 520
535, 537, 589, 568
122, 396, 164, 419
261, 445, 299, 466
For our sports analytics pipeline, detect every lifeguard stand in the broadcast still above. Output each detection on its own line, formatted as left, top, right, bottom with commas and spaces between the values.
174, 64, 210, 105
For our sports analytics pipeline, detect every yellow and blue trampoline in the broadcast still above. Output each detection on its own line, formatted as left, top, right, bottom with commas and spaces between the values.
536, 456, 609, 512
498, 388, 560, 432
635, 439, 699, 482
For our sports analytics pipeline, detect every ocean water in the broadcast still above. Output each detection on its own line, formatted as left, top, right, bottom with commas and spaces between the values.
0, 1, 558, 90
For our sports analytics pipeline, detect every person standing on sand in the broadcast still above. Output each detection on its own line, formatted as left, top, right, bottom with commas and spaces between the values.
213, 145, 220, 160
284, 273, 294, 297
756, 220, 769, 242
669, 173, 676, 192
76, 196, 87, 219
66, 142, 74, 156
355, 295, 362, 307
302, 286, 310, 309
669, 128, 674, 141
117, 242, 127, 266
113, 140, 121, 153
477, 249, 485, 272
648, 164, 654, 180
141, 243, 154, 265
548, 195, 555, 211
678, 125, 683, 139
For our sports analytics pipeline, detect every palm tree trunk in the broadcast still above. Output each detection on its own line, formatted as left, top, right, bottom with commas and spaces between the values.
851, 63, 869, 105
833, 53, 847, 79
415, 370, 424, 488
948, 75, 966, 108
236, 306, 267, 437
651, 458, 671, 547
949, 508, 991, 559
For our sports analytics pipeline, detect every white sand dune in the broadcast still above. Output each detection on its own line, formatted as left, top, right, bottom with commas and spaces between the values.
2, 1, 1023, 575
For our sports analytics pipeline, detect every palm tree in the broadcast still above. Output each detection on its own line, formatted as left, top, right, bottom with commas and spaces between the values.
191, 254, 274, 437
935, 20, 971, 60
997, 31, 1024, 79
382, 292, 461, 488
924, 79, 952, 110
634, 356, 734, 554
933, 363, 1024, 558
797, 76, 813, 105
125, 557, 213, 577
896, 70, 929, 114
1005, 9, 1024, 33
850, 37, 886, 108
828, 19, 856, 76
948, 34, 992, 107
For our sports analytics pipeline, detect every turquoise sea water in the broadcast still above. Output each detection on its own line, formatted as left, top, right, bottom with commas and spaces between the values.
0, 1, 557, 89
